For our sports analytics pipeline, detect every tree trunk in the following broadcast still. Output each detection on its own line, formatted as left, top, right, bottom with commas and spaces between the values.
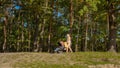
40, 19, 45, 52
17, 34, 20, 52
21, 19, 24, 51
84, 14, 88, 51
17, 11, 21, 52
3, 17, 7, 52
90, 21, 93, 51
75, 17, 81, 52
106, 9, 109, 51
3, 9, 8, 53
28, 30, 31, 52
108, 3, 117, 52
48, 0, 53, 52
80, 18, 85, 51
33, 16, 39, 52
69, 0, 73, 34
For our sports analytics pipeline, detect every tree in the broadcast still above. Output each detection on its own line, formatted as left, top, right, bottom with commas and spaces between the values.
0, 0, 120, 52
107, 0, 120, 52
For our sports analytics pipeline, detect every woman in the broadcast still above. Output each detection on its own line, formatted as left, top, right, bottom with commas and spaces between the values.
66, 34, 73, 52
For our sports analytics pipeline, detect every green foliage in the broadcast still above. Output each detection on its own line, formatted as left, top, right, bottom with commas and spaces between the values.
79, 10, 84, 16
30, 0, 34, 4
59, 26, 69, 32
78, 0, 101, 16
0, 0, 120, 52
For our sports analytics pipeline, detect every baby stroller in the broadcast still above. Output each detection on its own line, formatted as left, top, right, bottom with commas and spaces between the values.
54, 42, 65, 53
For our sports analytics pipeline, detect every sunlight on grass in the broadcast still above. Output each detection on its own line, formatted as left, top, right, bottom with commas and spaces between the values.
14, 61, 87, 68
2, 52, 120, 68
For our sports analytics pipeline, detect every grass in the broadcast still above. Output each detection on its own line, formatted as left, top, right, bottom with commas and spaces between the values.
0, 52, 120, 68
14, 61, 86, 68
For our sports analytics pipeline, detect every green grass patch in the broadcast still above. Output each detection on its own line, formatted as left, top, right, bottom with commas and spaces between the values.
14, 61, 87, 68
1, 52, 120, 68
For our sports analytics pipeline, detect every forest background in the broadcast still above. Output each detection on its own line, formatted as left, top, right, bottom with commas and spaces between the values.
0, 0, 120, 53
